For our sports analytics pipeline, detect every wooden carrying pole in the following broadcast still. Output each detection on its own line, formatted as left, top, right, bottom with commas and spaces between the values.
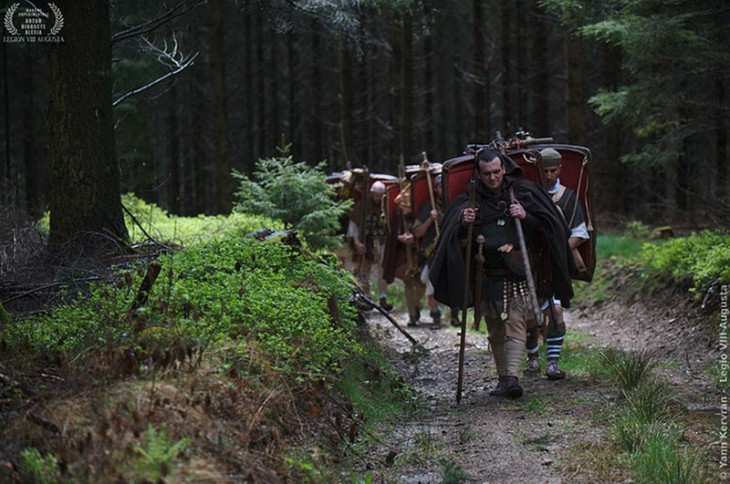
508, 186, 543, 326
421, 152, 440, 239
456, 176, 477, 404
356, 167, 370, 284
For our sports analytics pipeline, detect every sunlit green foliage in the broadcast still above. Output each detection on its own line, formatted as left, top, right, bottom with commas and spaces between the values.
2, 237, 361, 381
640, 230, 730, 296
575, 229, 729, 304
122, 193, 279, 245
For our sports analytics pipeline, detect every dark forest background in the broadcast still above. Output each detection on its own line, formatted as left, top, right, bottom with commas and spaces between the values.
1, 0, 728, 236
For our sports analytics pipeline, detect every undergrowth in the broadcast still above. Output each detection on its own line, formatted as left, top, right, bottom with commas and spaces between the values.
640, 230, 730, 298
0, 197, 410, 481
2, 238, 360, 382
574, 227, 729, 306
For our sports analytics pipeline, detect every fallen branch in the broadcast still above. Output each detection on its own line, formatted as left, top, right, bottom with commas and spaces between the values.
1, 277, 101, 305
26, 412, 61, 434
353, 290, 425, 350
127, 262, 162, 320
0, 371, 36, 397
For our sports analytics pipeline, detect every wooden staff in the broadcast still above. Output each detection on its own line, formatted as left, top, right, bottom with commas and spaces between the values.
456, 174, 477, 404
421, 152, 440, 239
472, 235, 486, 331
508, 186, 543, 327
398, 163, 417, 277
356, 167, 370, 285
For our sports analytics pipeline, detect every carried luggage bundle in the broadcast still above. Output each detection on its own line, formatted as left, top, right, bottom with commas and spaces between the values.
326, 167, 401, 235
440, 135, 596, 282
326, 168, 399, 202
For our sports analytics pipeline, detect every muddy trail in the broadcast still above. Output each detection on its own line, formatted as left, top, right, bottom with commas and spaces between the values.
353, 298, 721, 483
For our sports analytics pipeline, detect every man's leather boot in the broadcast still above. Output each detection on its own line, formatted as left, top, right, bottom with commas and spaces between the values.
503, 376, 523, 398
489, 376, 523, 398
545, 360, 566, 380
379, 297, 393, 312
502, 339, 526, 398
450, 308, 460, 327
407, 313, 419, 327
525, 353, 541, 373
429, 309, 442, 330
489, 376, 509, 396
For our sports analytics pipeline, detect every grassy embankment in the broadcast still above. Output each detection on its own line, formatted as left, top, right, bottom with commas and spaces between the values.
0, 195, 410, 483
559, 224, 728, 482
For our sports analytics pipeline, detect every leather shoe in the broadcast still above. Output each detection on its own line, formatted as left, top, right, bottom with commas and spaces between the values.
489, 377, 509, 396
503, 376, 523, 398
545, 360, 566, 380
525, 355, 541, 373
379, 298, 393, 311
489, 376, 522, 398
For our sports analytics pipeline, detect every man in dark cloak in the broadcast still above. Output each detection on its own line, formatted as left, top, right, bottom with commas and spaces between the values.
429, 150, 574, 398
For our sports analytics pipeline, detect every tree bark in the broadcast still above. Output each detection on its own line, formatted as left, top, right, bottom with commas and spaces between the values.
530, 5, 549, 137
600, 44, 625, 213
208, 0, 231, 214
501, 2, 514, 132
2, 40, 10, 203
243, 7, 254, 174
23, 49, 40, 216
48, 0, 128, 249
167, 82, 181, 214
473, 0, 487, 141
399, 12, 414, 163
564, 32, 586, 145
715, 72, 727, 201
338, 38, 354, 165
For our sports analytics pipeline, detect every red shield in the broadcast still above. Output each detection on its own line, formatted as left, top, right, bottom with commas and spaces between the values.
441, 144, 596, 282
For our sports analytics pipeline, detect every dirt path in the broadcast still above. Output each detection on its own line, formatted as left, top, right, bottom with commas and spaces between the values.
356, 301, 721, 483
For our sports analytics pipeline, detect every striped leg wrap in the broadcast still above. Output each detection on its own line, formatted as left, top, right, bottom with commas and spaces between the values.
546, 336, 564, 360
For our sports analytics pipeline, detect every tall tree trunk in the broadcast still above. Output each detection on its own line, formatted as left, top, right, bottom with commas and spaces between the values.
423, 18, 435, 156
715, 72, 727, 202
287, 31, 297, 153
2, 40, 10, 203
48, 0, 128, 248
601, 44, 624, 213
311, 23, 324, 167
564, 33, 586, 145
192, 77, 207, 214
23, 49, 40, 216
270, 34, 280, 150
473, 0, 487, 141
168, 82, 181, 214
208, 0, 231, 214
357, 13, 374, 167
501, 2, 514, 132
399, 12, 414, 163
515, 0, 528, 128
338, 39, 354, 165
243, 8, 254, 174
530, 4, 549, 137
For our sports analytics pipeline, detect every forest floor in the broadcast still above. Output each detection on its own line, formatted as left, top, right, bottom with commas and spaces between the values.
351, 287, 723, 483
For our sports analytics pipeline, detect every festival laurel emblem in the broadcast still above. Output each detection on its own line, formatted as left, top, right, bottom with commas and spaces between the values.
3, 2, 65, 43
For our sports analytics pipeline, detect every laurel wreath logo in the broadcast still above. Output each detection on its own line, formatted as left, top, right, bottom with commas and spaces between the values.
3, 3, 20, 36
49, 3, 64, 36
